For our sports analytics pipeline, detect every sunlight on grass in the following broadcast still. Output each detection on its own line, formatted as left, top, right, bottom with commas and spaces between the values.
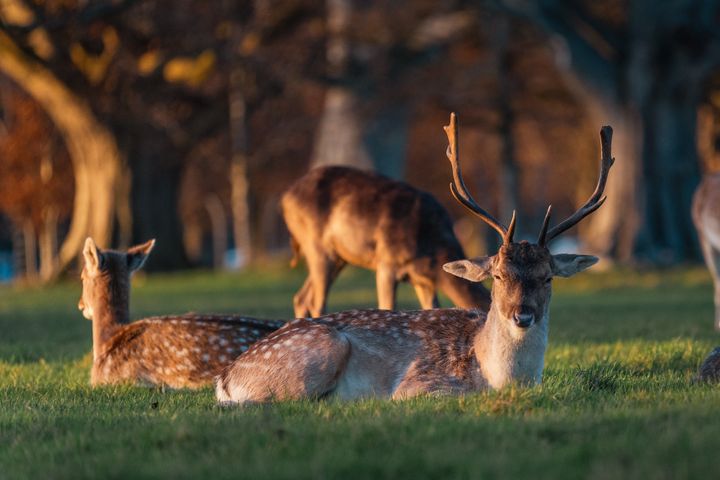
2, 266, 720, 478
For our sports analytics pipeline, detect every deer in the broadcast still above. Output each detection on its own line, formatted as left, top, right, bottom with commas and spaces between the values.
692, 174, 720, 330
79, 237, 284, 388
697, 346, 720, 382
281, 165, 491, 318
215, 114, 614, 405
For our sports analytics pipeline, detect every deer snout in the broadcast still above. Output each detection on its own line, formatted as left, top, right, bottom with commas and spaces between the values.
513, 309, 535, 329
78, 297, 93, 320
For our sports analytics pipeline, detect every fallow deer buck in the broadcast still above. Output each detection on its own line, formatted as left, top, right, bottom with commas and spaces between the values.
215, 114, 614, 404
282, 166, 490, 317
79, 238, 283, 388
692, 174, 720, 330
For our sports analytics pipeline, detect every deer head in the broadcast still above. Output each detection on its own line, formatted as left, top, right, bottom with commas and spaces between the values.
442, 113, 613, 333
79, 237, 155, 322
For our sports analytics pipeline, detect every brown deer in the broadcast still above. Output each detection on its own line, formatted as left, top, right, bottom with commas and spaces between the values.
692, 174, 720, 330
79, 237, 283, 388
215, 114, 613, 404
281, 165, 491, 317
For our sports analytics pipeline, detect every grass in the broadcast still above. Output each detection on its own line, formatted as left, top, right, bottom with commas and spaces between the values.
1, 265, 720, 479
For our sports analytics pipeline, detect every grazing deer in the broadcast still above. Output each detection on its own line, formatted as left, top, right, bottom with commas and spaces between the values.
692, 174, 720, 330
281, 165, 491, 317
79, 238, 283, 388
215, 114, 613, 404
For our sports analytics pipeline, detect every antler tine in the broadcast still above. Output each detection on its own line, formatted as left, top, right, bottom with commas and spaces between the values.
537, 205, 552, 246
444, 113, 508, 240
544, 126, 615, 243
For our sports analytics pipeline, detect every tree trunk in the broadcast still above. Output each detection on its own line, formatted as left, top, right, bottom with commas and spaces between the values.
204, 194, 227, 270
635, 95, 701, 262
312, 0, 373, 170
228, 23, 252, 268
22, 220, 36, 281
363, 104, 409, 179
0, 32, 125, 277
127, 138, 188, 271
39, 207, 58, 282
578, 103, 643, 262
494, 17, 520, 236
311, 87, 373, 169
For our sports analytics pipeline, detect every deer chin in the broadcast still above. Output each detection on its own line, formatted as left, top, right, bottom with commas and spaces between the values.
82, 305, 94, 320
499, 316, 532, 340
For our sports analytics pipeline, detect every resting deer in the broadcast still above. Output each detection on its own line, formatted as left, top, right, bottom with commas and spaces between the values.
79, 238, 283, 388
215, 114, 614, 404
282, 166, 490, 317
692, 174, 720, 330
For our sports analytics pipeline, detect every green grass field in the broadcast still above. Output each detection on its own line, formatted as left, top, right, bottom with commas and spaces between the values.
2, 266, 720, 479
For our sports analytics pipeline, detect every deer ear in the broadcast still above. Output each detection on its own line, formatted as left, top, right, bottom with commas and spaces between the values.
83, 237, 104, 274
127, 239, 155, 272
551, 254, 598, 277
443, 257, 494, 282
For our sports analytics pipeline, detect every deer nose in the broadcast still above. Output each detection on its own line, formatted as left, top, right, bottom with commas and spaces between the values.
513, 313, 534, 329
78, 298, 84, 311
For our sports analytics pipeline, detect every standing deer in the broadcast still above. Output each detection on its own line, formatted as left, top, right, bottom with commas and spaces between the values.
692, 174, 720, 330
79, 238, 283, 388
215, 114, 613, 404
282, 165, 491, 317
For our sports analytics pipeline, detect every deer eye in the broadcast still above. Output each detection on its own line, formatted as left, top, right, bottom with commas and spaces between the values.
493, 275, 502, 281
544, 277, 552, 284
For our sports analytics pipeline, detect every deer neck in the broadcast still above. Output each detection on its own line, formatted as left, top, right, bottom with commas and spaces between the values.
473, 303, 549, 390
90, 277, 129, 361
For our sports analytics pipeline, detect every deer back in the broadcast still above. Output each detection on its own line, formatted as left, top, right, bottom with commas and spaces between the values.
216, 308, 487, 402
92, 315, 283, 388
282, 166, 466, 271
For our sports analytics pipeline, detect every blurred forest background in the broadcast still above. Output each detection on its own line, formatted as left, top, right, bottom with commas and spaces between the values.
1, 0, 720, 283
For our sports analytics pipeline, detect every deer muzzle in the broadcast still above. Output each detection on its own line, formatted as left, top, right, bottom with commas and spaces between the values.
513, 312, 535, 329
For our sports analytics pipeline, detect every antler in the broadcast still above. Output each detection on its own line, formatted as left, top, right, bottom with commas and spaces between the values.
538, 126, 615, 245
444, 113, 515, 243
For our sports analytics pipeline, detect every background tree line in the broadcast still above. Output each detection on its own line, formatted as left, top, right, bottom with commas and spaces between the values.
1, 0, 719, 282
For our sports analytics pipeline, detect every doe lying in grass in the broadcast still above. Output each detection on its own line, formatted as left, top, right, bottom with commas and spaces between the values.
215, 115, 615, 405
79, 238, 283, 388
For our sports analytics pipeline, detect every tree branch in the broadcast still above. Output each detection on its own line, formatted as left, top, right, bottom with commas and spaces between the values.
496, 0, 619, 103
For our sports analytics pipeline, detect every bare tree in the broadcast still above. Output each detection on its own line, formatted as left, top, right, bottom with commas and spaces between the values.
0, 32, 124, 277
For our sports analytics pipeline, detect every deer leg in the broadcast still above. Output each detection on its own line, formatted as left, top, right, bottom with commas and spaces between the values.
306, 250, 345, 317
412, 281, 439, 310
711, 248, 720, 332
376, 266, 398, 310
293, 277, 314, 318
699, 237, 720, 331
